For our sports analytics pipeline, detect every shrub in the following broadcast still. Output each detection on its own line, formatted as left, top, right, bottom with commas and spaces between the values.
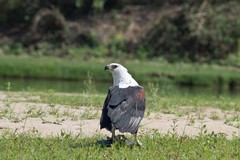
0, 0, 39, 27
142, 1, 240, 61
0, 0, 94, 28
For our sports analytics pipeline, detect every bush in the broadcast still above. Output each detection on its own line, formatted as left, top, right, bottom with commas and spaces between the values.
0, 0, 94, 28
0, 0, 39, 27
142, 1, 240, 61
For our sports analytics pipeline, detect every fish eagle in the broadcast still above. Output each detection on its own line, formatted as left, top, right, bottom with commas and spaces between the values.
100, 63, 146, 146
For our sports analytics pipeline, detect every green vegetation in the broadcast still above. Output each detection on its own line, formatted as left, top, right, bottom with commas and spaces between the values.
2, 77, 239, 122
0, 132, 239, 159
4, 78, 238, 115
0, 80, 239, 159
1, 1, 240, 61
0, 1, 240, 158
0, 55, 107, 81
24, 90, 239, 114
144, 1, 240, 61
1, 55, 240, 88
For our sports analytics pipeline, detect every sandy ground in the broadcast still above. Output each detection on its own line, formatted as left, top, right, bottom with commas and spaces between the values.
0, 92, 239, 139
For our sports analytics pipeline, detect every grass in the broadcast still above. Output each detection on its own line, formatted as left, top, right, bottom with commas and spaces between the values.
0, 56, 240, 159
2, 80, 240, 122
0, 131, 239, 159
0, 87, 240, 159
0, 55, 108, 81
0, 55, 240, 88
225, 115, 240, 128
21, 89, 240, 113
25, 105, 45, 118
209, 112, 220, 120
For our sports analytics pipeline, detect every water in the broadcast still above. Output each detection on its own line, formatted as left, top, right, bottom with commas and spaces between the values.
0, 78, 110, 93
0, 78, 239, 97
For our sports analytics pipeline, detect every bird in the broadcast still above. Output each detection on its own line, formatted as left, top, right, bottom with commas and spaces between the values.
100, 63, 146, 146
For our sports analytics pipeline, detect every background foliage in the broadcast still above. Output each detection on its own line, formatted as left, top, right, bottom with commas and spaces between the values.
0, 0, 240, 61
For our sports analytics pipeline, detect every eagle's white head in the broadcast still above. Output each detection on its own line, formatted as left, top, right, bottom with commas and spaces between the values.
104, 63, 139, 88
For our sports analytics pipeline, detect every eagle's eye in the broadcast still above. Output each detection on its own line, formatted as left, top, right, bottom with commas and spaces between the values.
112, 65, 118, 69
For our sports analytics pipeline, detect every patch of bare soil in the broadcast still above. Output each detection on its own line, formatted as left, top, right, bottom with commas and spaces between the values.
0, 93, 239, 138
143, 109, 239, 139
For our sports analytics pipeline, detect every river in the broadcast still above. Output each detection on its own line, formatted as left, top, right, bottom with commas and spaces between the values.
0, 78, 239, 98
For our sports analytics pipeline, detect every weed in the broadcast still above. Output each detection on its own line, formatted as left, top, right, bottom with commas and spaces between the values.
147, 83, 161, 112
25, 106, 45, 118
4, 82, 12, 108
0, 104, 22, 123
9, 116, 22, 123
168, 118, 179, 138
80, 107, 99, 120
188, 116, 196, 126
225, 115, 240, 128
210, 112, 220, 120
62, 109, 79, 121
40, 117, 62, 125
48, 107, 60, 116
198, 122, 208, 136
83, 71, 97, 94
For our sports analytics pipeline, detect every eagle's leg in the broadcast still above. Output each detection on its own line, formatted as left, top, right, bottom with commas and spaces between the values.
134, 133, 142, 147
111, 128, 116, 142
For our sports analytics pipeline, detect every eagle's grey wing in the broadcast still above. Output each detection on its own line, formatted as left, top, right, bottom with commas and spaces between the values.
100, 86, 129, 131
100, 89, 112, 131
107, 86, 146, 134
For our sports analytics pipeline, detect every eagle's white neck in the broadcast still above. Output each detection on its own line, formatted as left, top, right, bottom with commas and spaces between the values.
112, 70, 139, 88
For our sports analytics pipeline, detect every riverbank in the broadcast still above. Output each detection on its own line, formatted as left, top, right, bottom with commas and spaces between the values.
1, 55, 240, 89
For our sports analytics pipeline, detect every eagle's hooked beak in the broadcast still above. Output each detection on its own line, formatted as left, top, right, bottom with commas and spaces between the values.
104, 65, 110, 70
104, 64, 118, 71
